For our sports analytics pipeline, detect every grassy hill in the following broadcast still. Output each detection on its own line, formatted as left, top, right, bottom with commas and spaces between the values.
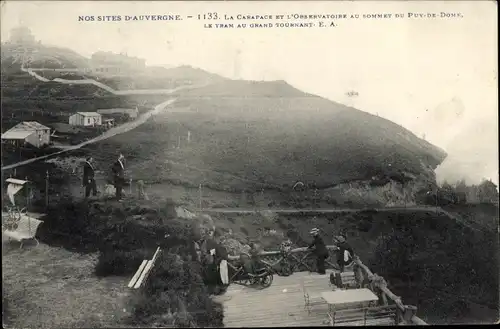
93, 65, 228, 90
90, 79, 446, 193
1, 42, 90, 70
0, 72, 139, 132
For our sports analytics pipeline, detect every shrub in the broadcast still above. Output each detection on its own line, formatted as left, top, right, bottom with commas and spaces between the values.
371, 213, 499, 318
38, 199, 224, 327
95, 249, 149, 277
129, 251, 224, 327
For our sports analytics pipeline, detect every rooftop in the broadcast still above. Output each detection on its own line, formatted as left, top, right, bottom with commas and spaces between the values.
12, 121, 50, 131
2, 121, 50, 139
75, 112, 102, 117
1, 129, 35, 140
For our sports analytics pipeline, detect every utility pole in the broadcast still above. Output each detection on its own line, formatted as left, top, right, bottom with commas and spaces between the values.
45, 171, 49, 210
435, 184, 438, 214
199, 183, 202, 212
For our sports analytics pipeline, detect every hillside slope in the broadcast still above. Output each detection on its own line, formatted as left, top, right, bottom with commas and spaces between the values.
98, 65, 228, 90
94, 79, 446, 192
1, 42, 90, 70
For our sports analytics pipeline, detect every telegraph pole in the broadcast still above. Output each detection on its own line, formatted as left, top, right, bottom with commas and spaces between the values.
45, 171, 49, 210
199, 183, 202, 212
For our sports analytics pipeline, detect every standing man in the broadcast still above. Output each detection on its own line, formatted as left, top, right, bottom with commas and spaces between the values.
334, 234, 354, 273
190, 221, 229, 295
307, 228, 329, 275
83, 156, 97, 198
111, 153, 125, 201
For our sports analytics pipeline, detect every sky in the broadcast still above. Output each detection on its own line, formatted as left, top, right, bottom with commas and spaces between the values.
1, 1, 498, 185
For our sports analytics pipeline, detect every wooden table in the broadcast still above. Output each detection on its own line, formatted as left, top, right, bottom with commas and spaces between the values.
321, 288, 379, 325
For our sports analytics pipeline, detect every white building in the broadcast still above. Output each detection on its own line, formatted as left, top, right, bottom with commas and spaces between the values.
97, 107, 139, 119
69, 112, 102, 127
1, 121, 51, 148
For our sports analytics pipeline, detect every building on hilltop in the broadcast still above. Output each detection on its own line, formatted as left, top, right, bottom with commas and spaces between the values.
69, 112, 102, 127
1, 121, 51, 148
8, 26, 36, 45
88, 51, 146, 76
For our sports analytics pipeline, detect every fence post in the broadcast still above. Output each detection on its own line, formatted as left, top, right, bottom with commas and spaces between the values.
199, 183, 202, 212
381, 291, 388, 306
396, 307, 403, 325
45, 171, 49, 209
354, 264, 364, 288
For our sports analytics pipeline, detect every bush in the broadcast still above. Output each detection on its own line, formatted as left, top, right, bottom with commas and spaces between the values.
38, 199, 223, 327
95, 249, 149, 277
371, 213, 499, 318
129, 251, 223, 327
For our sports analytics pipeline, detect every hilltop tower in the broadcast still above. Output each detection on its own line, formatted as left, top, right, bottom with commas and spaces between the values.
9, 26, 36, 45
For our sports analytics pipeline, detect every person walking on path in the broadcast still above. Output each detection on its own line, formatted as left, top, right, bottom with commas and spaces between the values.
111, 153, 126, 201
307, 227, 329, 275
83, 156, 98, 198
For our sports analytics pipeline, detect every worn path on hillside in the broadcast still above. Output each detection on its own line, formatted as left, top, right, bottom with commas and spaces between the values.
203, 206, 442, 214
2, 99, 177, 170
21, 66, 208, 95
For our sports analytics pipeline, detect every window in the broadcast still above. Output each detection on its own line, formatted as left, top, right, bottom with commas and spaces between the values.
87, 118, 91, 124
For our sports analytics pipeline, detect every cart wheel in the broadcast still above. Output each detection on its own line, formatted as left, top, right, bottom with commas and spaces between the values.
249, 276, 259, 286
260, 273, 273, 288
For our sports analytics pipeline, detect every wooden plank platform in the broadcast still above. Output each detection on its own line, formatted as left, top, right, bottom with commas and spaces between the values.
218, 270, 337, 327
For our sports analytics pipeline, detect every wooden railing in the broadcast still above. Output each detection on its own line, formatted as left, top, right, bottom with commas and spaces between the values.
227, 245, 428, 325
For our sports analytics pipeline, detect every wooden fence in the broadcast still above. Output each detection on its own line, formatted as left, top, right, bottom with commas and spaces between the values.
227, 245, 428, 325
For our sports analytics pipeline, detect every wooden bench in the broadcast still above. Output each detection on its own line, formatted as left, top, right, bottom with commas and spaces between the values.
330, 271, 358, 289
128, 247, 162, 289
328, 305, 399, 326
3, 215, 43, 249
302, 276, 332, 314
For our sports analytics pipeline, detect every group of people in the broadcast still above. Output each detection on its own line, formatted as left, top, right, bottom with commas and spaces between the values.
82, 153, 127, 201
189, 219, 230, 295
83, 153, 354, 293
307, 227, 354, 274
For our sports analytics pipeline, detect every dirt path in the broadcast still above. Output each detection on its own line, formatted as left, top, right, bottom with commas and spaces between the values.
202, 206, 442, 213
22, 66, 208, 95
1, 99, 176, 171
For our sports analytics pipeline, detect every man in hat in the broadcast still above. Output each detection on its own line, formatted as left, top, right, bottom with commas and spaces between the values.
111, 153, 126, 201
334, 234, 354, 273
190, 220, 229, 295
83, 156, 98, 198
307, 228, 329, 275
